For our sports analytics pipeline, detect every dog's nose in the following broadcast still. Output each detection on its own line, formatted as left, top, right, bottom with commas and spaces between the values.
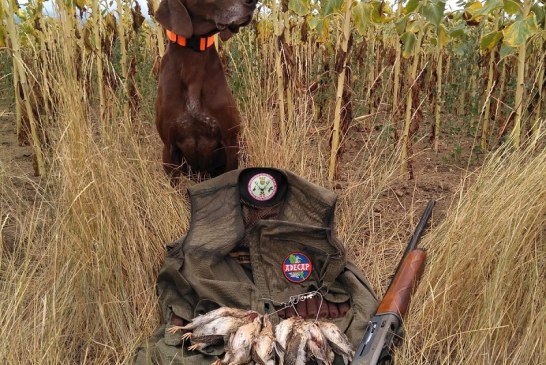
245, 0, 257, 7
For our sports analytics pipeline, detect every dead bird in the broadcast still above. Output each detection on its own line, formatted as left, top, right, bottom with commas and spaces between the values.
251, 315, 277, 365
180, 315, 251, 351
215, 315, 263, 365
283, 318, 310, 365
302, 321, 333, 365
168, 310, 259, 352
275, 316, 301, 359
170, 307, 259, 332
317, 321, 355, 365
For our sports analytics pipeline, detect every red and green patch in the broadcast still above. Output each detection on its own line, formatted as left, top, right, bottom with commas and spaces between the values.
283, 253, 313, 283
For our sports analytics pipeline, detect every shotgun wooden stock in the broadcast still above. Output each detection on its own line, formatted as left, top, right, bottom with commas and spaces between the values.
376, 248, 427, 319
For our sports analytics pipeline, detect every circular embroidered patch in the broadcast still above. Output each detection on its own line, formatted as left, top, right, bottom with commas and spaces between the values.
248, 173, 277, 201
283, 253, 313, 283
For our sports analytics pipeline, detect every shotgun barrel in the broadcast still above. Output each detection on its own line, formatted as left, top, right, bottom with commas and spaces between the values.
388, 200, 435, 292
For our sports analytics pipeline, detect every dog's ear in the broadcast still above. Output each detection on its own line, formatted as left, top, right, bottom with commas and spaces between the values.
155, 0, 192, 38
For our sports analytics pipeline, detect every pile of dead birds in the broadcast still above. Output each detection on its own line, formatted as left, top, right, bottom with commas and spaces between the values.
168, 307, 355, 365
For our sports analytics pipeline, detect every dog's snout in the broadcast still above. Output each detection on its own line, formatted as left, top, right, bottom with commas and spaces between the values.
245, 0, 257, 8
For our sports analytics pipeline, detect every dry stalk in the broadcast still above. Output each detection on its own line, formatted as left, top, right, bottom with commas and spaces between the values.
328, 0, 353, 182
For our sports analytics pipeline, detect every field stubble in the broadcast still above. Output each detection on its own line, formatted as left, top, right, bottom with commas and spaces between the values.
0, 23, 545, 365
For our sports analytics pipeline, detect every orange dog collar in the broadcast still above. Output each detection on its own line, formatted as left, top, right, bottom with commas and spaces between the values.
166, 29, 215, 52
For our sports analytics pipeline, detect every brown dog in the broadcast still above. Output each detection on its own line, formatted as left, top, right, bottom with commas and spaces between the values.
154, 0, 257, 180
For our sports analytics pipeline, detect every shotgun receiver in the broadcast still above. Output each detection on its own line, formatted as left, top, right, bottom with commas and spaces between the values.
351, 200, 436, 365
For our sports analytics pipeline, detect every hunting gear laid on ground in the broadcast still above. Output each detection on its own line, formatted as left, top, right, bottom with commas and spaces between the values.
135, 167, 379, 364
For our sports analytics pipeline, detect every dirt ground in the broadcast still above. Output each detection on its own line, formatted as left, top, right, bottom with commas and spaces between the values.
0, 100, 37, 251
0, 104, 36, 179
338, 117, 482, 224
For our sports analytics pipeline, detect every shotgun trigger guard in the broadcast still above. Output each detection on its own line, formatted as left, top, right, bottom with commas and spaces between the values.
393, 326, 404, 347
378, 350, 394, 365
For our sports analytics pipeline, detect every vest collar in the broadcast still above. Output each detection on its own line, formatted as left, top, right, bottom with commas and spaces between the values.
181, 168, 338, 256
166, 29, 215, 52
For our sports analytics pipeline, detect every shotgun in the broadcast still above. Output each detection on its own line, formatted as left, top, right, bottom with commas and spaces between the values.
351, 200, 436, 365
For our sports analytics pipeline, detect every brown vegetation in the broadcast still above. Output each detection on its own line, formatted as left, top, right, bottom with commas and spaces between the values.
1, 0, 545, 363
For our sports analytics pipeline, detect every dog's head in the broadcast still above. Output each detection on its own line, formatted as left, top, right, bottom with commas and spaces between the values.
155, 0, 257, 41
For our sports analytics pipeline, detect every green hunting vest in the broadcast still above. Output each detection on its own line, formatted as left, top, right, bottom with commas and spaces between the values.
135, 168, 378, 365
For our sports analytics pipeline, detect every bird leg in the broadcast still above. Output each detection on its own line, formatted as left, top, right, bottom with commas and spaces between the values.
167, 325, 185, 334
212, 359, 224, 365
188, 342, 206, 351
181, 332, 193, 342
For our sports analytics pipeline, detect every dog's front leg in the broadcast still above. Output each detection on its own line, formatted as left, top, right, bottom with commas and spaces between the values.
162, 144, 184, 184
184, 65, 217, 129
224, 140, 239, 172
186, 97, 218, 131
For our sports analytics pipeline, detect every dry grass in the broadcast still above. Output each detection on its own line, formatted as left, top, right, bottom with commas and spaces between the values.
1, 21, 188, 364
1, 9, 545, 365
398, 145, 546, 364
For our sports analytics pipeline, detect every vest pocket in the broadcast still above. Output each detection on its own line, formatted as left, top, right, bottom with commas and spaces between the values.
249, 220, 346, 305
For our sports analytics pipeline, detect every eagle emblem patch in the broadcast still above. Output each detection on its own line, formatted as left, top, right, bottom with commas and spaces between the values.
248, 173, 277, 201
